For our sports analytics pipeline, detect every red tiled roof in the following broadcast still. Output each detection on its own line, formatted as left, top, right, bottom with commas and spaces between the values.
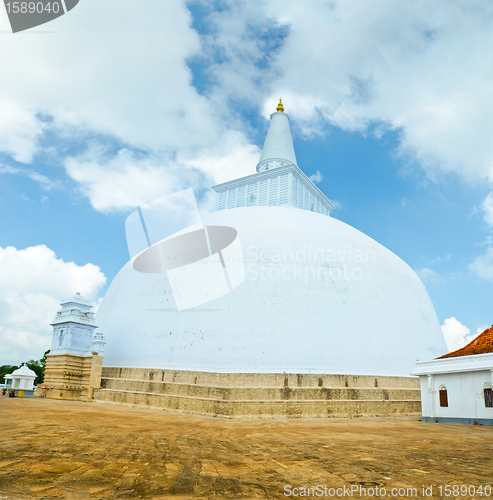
437, 325, 493, 359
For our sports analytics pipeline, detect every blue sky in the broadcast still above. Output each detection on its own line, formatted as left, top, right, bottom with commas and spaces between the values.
1, 0, 493, 364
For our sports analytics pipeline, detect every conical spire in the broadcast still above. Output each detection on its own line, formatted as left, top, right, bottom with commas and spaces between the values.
256, 100, 297, 172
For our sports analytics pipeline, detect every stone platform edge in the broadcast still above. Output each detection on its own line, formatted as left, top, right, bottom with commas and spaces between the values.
100, 366, 420, 388
92, 367, 421, 419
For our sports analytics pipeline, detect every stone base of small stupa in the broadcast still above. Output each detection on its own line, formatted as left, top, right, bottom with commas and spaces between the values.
38, 353, 104, 402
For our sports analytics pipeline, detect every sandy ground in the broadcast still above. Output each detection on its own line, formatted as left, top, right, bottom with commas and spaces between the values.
0, 397, 492, 499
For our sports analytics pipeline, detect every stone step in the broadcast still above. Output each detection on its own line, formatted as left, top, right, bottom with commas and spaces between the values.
93, 388, 421, 419
101, 367, 420, 389
99, 377, 420, 402
94, 368, 421, 418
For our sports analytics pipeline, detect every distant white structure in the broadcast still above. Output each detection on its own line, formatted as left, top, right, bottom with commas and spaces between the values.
5, 365, 36, 396
413, 327, 493, 425
50, 293, 106, 355
213, 100, 334, 216
96, 100, 446, 376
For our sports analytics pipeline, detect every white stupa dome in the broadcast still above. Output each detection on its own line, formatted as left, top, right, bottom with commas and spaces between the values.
96, 101, 446, 377
97, 206, 446, 376
12, 365, 36, 377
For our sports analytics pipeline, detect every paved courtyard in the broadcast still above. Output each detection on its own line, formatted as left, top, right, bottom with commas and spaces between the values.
0, 398, 492, 499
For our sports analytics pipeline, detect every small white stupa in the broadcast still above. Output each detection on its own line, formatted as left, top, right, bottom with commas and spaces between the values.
5, 365, 36, 397
40, 293, 107, 402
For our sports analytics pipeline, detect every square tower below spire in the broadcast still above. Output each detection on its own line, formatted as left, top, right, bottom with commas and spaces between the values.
212, 164, 334, 215
212, 101, 334, 216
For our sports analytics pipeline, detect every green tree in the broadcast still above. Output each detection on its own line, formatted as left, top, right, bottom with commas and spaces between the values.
26, 350, 50, 385
0, 365, 19, 385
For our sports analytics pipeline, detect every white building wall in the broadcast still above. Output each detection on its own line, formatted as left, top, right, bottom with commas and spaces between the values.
51, 322, 95, 354
413, 354, 493, 425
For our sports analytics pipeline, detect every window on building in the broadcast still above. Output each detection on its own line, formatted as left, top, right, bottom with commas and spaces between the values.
485, 388, 493, 408
439, 388, 448, 407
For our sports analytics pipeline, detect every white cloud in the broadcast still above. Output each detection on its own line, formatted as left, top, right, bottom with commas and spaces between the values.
64, 138, 260, 212
309, 170, 323, 183
469, 246, 493, 281
301, 2, 493, 182
0, 245, 106, 364
180, 134, 261, 186
476, 325, 488, 336
482, 192, 493, 227
330, 200, 342, 211
416, 267, 442, 283
92, 297, 104, 315
0, 101, 45, 163
0, 164, 56, 190
65, 146, 186, 213
0, 0, 267, 211
2, 1, 493, 212
441, 317, 475, 352
206, 0, 493, 183
0, 1, 231, 160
